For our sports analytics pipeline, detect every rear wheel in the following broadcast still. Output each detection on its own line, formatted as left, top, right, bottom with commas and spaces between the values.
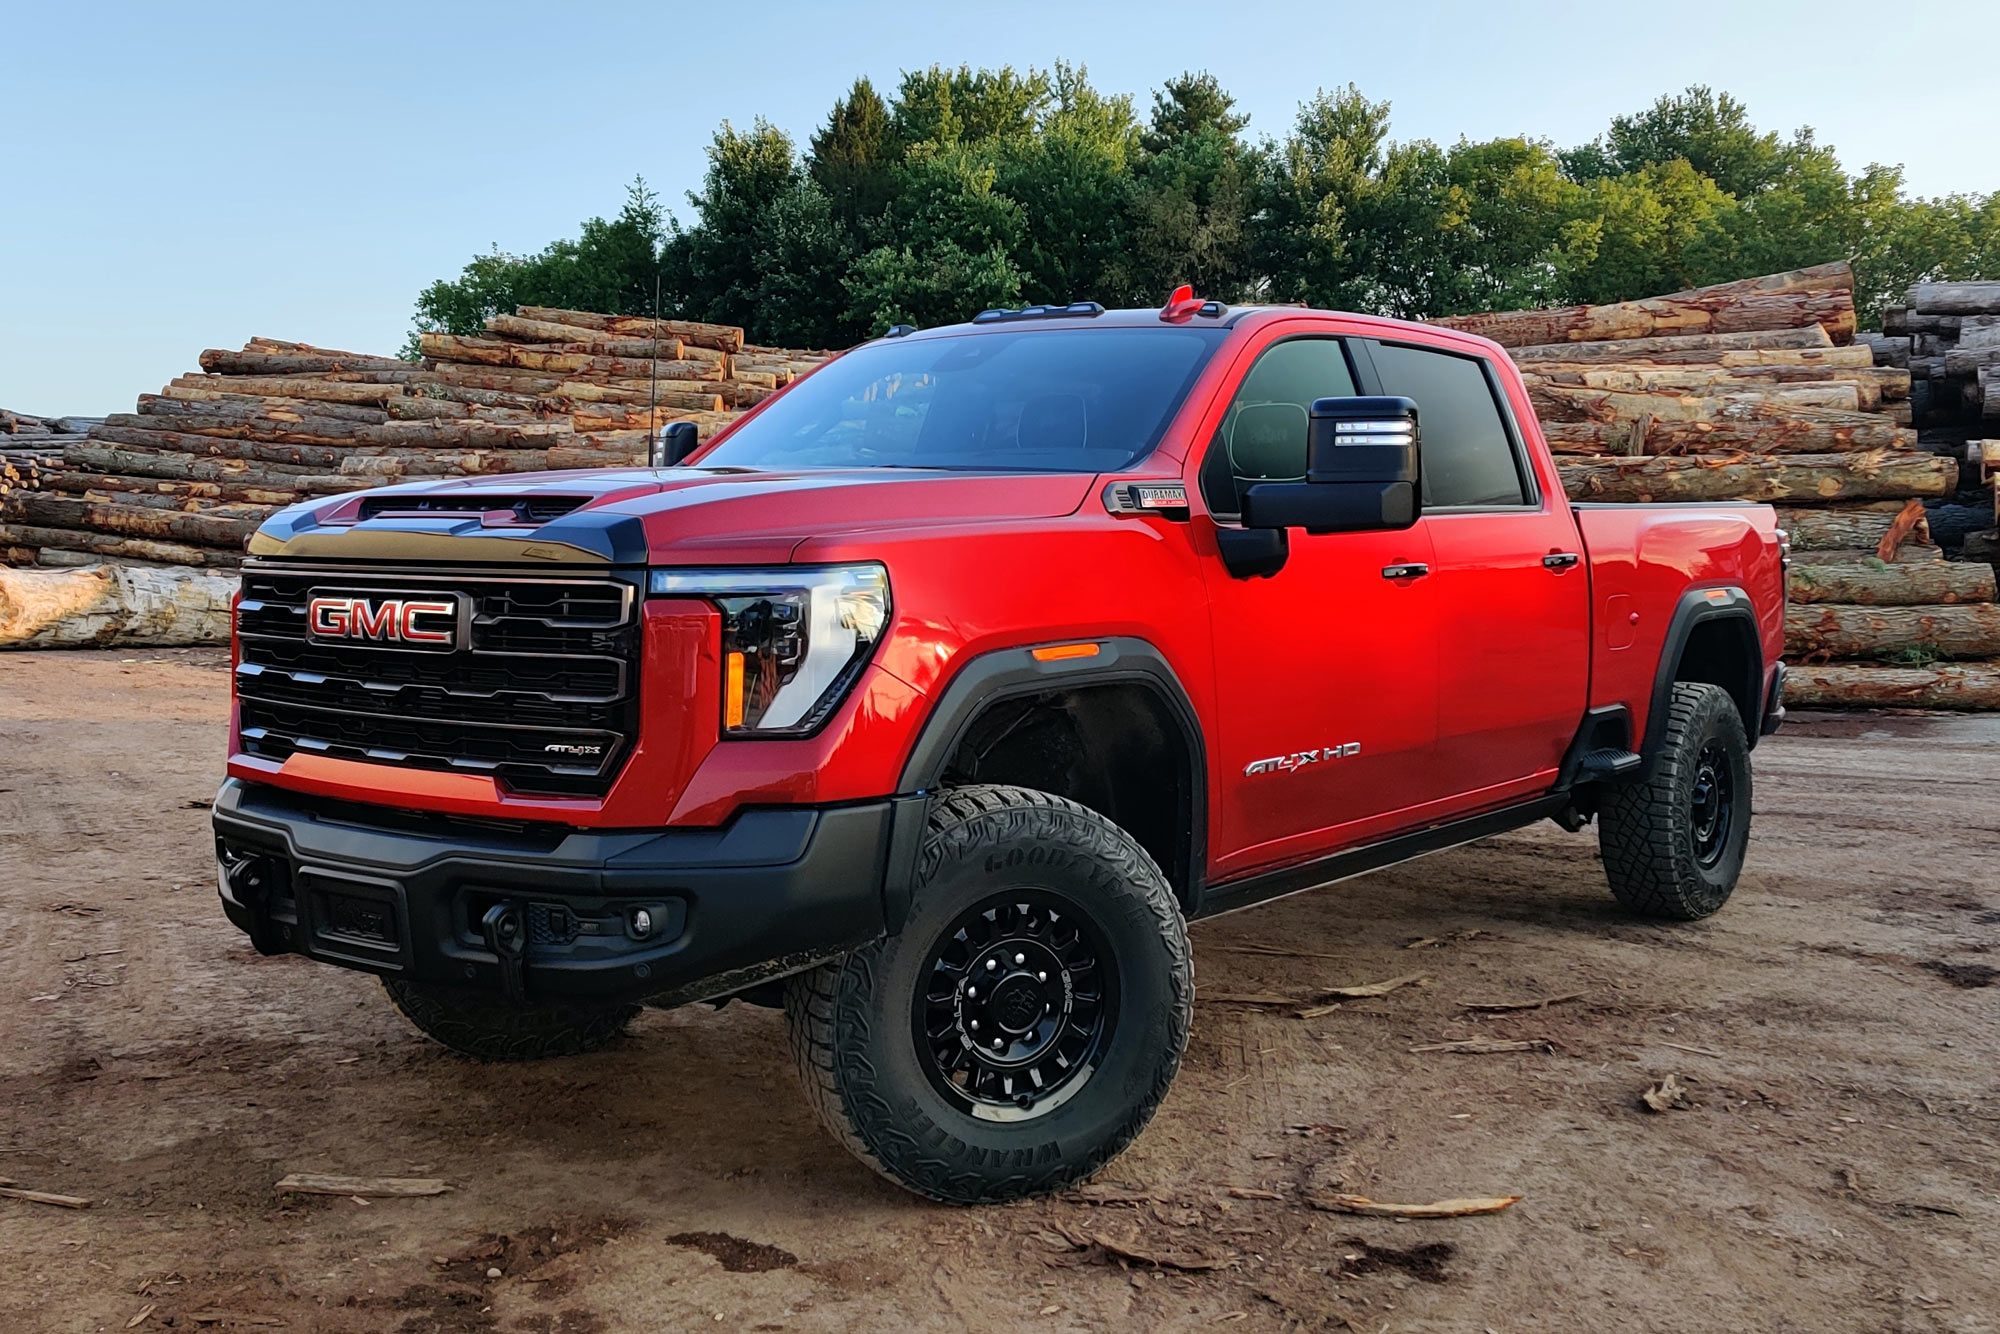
785, 784, 1191, 1204
381, 978, 638, 1061
1598, 681, 1752, 920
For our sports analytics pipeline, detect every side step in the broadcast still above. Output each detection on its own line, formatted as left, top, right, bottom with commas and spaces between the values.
1575, 747, 1643, 782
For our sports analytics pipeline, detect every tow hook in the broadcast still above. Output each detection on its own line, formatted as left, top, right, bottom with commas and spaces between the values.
480, 901, 528, 1003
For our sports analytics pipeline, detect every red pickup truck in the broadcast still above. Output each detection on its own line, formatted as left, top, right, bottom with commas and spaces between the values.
213, 293, 1786, 1203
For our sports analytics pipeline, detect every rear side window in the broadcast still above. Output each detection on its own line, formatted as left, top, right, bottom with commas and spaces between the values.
1369, 343, 1529, 508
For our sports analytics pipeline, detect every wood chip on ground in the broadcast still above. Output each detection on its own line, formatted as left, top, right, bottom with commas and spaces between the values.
273, 1173, 450, 1197
1306, 1192, 1522, 1218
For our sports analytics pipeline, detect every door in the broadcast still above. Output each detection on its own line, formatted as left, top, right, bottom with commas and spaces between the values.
1363, 339, 1589, 806
1195, 334, 1441, 881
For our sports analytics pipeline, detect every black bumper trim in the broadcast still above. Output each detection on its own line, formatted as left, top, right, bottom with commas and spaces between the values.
1761, 662, 1787, 736
212, 778, 893, 1007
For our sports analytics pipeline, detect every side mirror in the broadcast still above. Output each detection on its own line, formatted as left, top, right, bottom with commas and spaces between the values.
651, 420, 700, 467
1241, 396, 1419, 535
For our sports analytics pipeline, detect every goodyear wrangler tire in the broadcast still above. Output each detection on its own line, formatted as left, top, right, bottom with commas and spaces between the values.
381, 978, 639, 1061
784, 784, 1192, 1204
1598, 681, 1752, 920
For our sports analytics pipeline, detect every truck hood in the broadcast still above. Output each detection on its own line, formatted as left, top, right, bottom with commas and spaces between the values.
249, 467, 1098, 566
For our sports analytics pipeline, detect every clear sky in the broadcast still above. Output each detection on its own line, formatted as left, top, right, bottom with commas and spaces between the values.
3, 0, 1991, 416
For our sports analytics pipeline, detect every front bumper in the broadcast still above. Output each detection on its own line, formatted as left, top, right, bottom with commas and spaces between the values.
212, 778, 919, 1008
1761, 662, 1787, 736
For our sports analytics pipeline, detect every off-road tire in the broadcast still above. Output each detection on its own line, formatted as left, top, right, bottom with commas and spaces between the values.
1599, 682, 1752, 920
784, 784, 1192, 1204
381, 978, 639, 1061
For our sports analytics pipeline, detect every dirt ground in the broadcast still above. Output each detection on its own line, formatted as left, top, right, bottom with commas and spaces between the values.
2, 649, 1996, 1334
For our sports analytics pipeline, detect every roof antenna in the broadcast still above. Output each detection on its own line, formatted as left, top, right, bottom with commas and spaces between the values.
646, 274, 662, 466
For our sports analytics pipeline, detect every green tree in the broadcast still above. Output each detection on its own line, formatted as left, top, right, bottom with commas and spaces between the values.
1250, 84, 1394, 308
808, 77, 897, 231
410, 178, 662, 342
660, 119, 810, 329
995, 63, 1140, 303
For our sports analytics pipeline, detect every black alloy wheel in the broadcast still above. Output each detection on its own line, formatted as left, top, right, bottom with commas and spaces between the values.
915, 891, 1117, 1120
785, 784, 1192, 1203
1688, 738, 1735, 869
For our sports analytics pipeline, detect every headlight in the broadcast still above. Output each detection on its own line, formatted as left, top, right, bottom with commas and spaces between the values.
648, 564, 890, 736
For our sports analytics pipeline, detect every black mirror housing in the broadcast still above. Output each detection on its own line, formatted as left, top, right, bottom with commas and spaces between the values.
1241, 395, 1420, 535
652, 420, 701, 467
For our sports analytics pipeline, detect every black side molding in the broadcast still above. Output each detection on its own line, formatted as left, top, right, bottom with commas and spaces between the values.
1195, 795, 1568, 921
897, 636, 1209, 909
1643, 587, 1763, 757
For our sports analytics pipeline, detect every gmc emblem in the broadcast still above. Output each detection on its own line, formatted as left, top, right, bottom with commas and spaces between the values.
307, 594, 460, 648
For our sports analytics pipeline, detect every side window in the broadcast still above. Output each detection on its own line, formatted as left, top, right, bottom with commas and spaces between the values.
1369, 342, 1530, 508
1199, 338, 1356, 517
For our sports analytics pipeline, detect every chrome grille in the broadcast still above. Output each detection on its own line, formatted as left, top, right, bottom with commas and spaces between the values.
234, 564, 641, 797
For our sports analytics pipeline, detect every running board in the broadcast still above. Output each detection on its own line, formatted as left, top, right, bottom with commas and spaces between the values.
1192, 795, 1569, 921
1574, 747, 1643, 782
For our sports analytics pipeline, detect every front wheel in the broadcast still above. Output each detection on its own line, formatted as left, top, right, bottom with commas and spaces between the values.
1598, 681, 1753, 920
785, 785, 1192, 1204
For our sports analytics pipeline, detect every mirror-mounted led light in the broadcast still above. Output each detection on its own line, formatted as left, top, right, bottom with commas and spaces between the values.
649, 564, 890, 735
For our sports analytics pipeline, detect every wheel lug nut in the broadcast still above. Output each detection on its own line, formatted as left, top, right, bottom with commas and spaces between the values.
1013, 953, 1025, 965
965, 985, 977, 998
986, 959, 998, 971
991, 1038, 1004, 1050
969, 1020, 979, 1031
1037, 971, 1047, 982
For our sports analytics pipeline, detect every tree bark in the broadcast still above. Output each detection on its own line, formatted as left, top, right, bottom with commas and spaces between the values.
1437, 264, 1856, 347
1520, 364, 1905, 407
0, 563, 237, 648
87, 422, 348, 469
1772, 505, 1932, 550
1785, 662, 2000, 710
1, 492, 256, 548
510, 306, 745, 352
420, 334, 726, 381
567, 406, 737, 434
141, 392, 390, 426
1906, 282, 2000, 316
1558, 452, 1957, 503
353, 419, 572, 450
1539, 405, 1914, 456
1785, 603, 2000, 659
61, 445, 359, 491
199, 350, 415, 376
0, 523, 242, 569
168, 374, 407, 404
1786, 560, 1996, 605
1531, 382, 1864, 420
106, 410, 367, 446
336, 450, 558, 477
45, 471, 301, 508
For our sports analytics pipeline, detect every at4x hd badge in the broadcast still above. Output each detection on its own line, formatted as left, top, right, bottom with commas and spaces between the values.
1244, 742, 1360, 777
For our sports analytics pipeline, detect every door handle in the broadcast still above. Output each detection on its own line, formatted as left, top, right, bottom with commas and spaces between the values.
1381, 562, 1429, 580
1542, 552, 1580, 570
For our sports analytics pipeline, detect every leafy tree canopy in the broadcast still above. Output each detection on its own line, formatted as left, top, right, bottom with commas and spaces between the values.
412, 74, 1997, 349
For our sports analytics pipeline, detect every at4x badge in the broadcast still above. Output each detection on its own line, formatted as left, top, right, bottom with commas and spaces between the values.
1244, 742, 1360, 777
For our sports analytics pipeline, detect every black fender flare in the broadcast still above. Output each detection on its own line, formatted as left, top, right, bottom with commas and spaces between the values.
888, 636, 1210, 917
1641, 586, 1765, 760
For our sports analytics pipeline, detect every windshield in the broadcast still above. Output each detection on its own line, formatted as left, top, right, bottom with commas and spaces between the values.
699, 326, 1227, 473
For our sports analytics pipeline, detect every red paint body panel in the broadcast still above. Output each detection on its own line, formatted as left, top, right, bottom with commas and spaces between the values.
228, 306, 1786, 886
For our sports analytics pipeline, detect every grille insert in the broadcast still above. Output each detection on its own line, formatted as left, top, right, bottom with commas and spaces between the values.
235, 564, 641, 797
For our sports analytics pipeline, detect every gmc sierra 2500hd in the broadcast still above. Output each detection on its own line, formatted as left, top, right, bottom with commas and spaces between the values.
213, 290, 1786, 1203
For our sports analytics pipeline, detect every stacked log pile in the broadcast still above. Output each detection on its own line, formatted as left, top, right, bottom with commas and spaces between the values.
1870, 282, 2000, 426
0, 316, 829, 572
1440, 262, 1999, 710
